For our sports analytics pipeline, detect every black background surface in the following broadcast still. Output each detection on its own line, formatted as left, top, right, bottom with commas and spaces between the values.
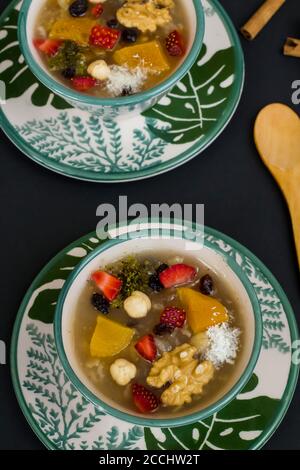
0, 0, 299, 450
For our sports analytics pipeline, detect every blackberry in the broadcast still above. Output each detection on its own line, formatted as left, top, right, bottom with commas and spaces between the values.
200, 274, 214, 295
69, 0, 88, 17
153, 323, 174, 336
61, 66, 76, 79
121, 86, 133, 96
121, 28, 138, 43
107, 18, 119, 29
91, 293, 109, 314
156, 263, 169, 275
148, 274, 163, 292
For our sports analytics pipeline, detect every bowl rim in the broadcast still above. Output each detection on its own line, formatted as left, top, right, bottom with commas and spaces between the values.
54, 220, 263, 428
18, 0, 205, 107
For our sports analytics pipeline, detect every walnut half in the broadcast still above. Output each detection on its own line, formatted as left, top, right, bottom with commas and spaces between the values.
147, 344, 214, 406
117, 0, 175, 33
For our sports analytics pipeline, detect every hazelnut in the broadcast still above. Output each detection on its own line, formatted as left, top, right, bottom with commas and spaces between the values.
124, 291, 151, 318
110, 358, 137, 386
87, 60, 111, 81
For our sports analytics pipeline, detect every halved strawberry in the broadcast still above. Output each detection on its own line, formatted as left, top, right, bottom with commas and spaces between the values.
160, 306, 186, 329
89, 25, 121, 50
159, 263, 196, 288
165, 30, 185, 57
135, 334, 157, 362
91, 271, 122, 301
91, 4, 104, 18
33, 38, 62, 56
71, 76, 97, 91
132, 383, 160, 413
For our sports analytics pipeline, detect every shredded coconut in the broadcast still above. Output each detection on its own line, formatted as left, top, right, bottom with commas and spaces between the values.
105, 65, 147, 97
204, 323, 240, 368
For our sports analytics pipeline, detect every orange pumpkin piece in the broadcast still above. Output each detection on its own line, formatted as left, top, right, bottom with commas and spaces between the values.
90, 315, 135, 358
177, 287, 228, 333
113, 40, 170, 73
49, 18, 97, 45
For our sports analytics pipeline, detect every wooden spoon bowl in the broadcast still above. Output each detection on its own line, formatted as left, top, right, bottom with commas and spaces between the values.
254, 103, 300, 266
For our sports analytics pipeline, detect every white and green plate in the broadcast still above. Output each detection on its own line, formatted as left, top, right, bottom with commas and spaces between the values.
0, 0, 244, 182
11, 227, 299, 450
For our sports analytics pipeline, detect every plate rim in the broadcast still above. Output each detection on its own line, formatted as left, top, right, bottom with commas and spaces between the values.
0, 0, 245, 183
10, 226, 299, 450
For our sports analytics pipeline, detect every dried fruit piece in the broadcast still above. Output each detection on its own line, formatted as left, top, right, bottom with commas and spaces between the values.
159, 263, 196, 288
91, 292, 109, 314
107, 18, 119, 29
177, 287, 228, 333
121, 28, 138, 43
49, 18, 97, 45
113, 40, 170, 73
90, 315, 134, 358
160, 306, 186, 328
132, 383, 160, 413
61, 66, 76, 79
156, 263, 169, 275
71, 76, 96, 91
89, 25, 121, 50
91, 3, 104, 17
69, 0, 88, 17
135, 334, 157, 362
91, 271, 122, 301
153, 323, 174, 336
165, 30, 185, 56
199, 274, 214, 295
33, 38, 62, 56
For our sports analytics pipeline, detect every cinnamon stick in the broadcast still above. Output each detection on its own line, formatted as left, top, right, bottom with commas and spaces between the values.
241, 0, 286, 41
284, 37, 300, 58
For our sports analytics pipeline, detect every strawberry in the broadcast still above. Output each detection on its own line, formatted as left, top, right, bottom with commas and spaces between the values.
160, 306, 186, 329
89, 25, 121, 50
33, 38, 62, 56
91, 4, 104, 18
159, 263, 196, 288
135, 334, 157, 362
165, 30, 185, 57
132, 383, 160, 413
91, 271, 122, 301
71, 76, 97, 91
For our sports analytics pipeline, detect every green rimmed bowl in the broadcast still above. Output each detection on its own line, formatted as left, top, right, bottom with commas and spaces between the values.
18, 0, 205, 118
54, 221, 263, 428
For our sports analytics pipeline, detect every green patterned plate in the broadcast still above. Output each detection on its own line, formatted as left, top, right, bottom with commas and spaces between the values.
0, 0, 244, 182
11, 227, 298, 450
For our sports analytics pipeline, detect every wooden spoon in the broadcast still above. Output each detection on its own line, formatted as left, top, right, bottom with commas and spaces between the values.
254, 103, 300, 266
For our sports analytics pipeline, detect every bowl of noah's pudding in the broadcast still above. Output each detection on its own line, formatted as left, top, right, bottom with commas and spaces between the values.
54, 223, 263, 428
18, 0, 205, 116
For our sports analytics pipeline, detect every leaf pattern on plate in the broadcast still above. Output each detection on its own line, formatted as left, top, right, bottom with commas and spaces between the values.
27, 240, 96, 324
204, 233, 290, 353
0, 4, 70, 109
80, 426, 144, 450
143, 45, 236, 144
15, 113, 168, 173
144, 375, 279, 450
24, 324, 105, 450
